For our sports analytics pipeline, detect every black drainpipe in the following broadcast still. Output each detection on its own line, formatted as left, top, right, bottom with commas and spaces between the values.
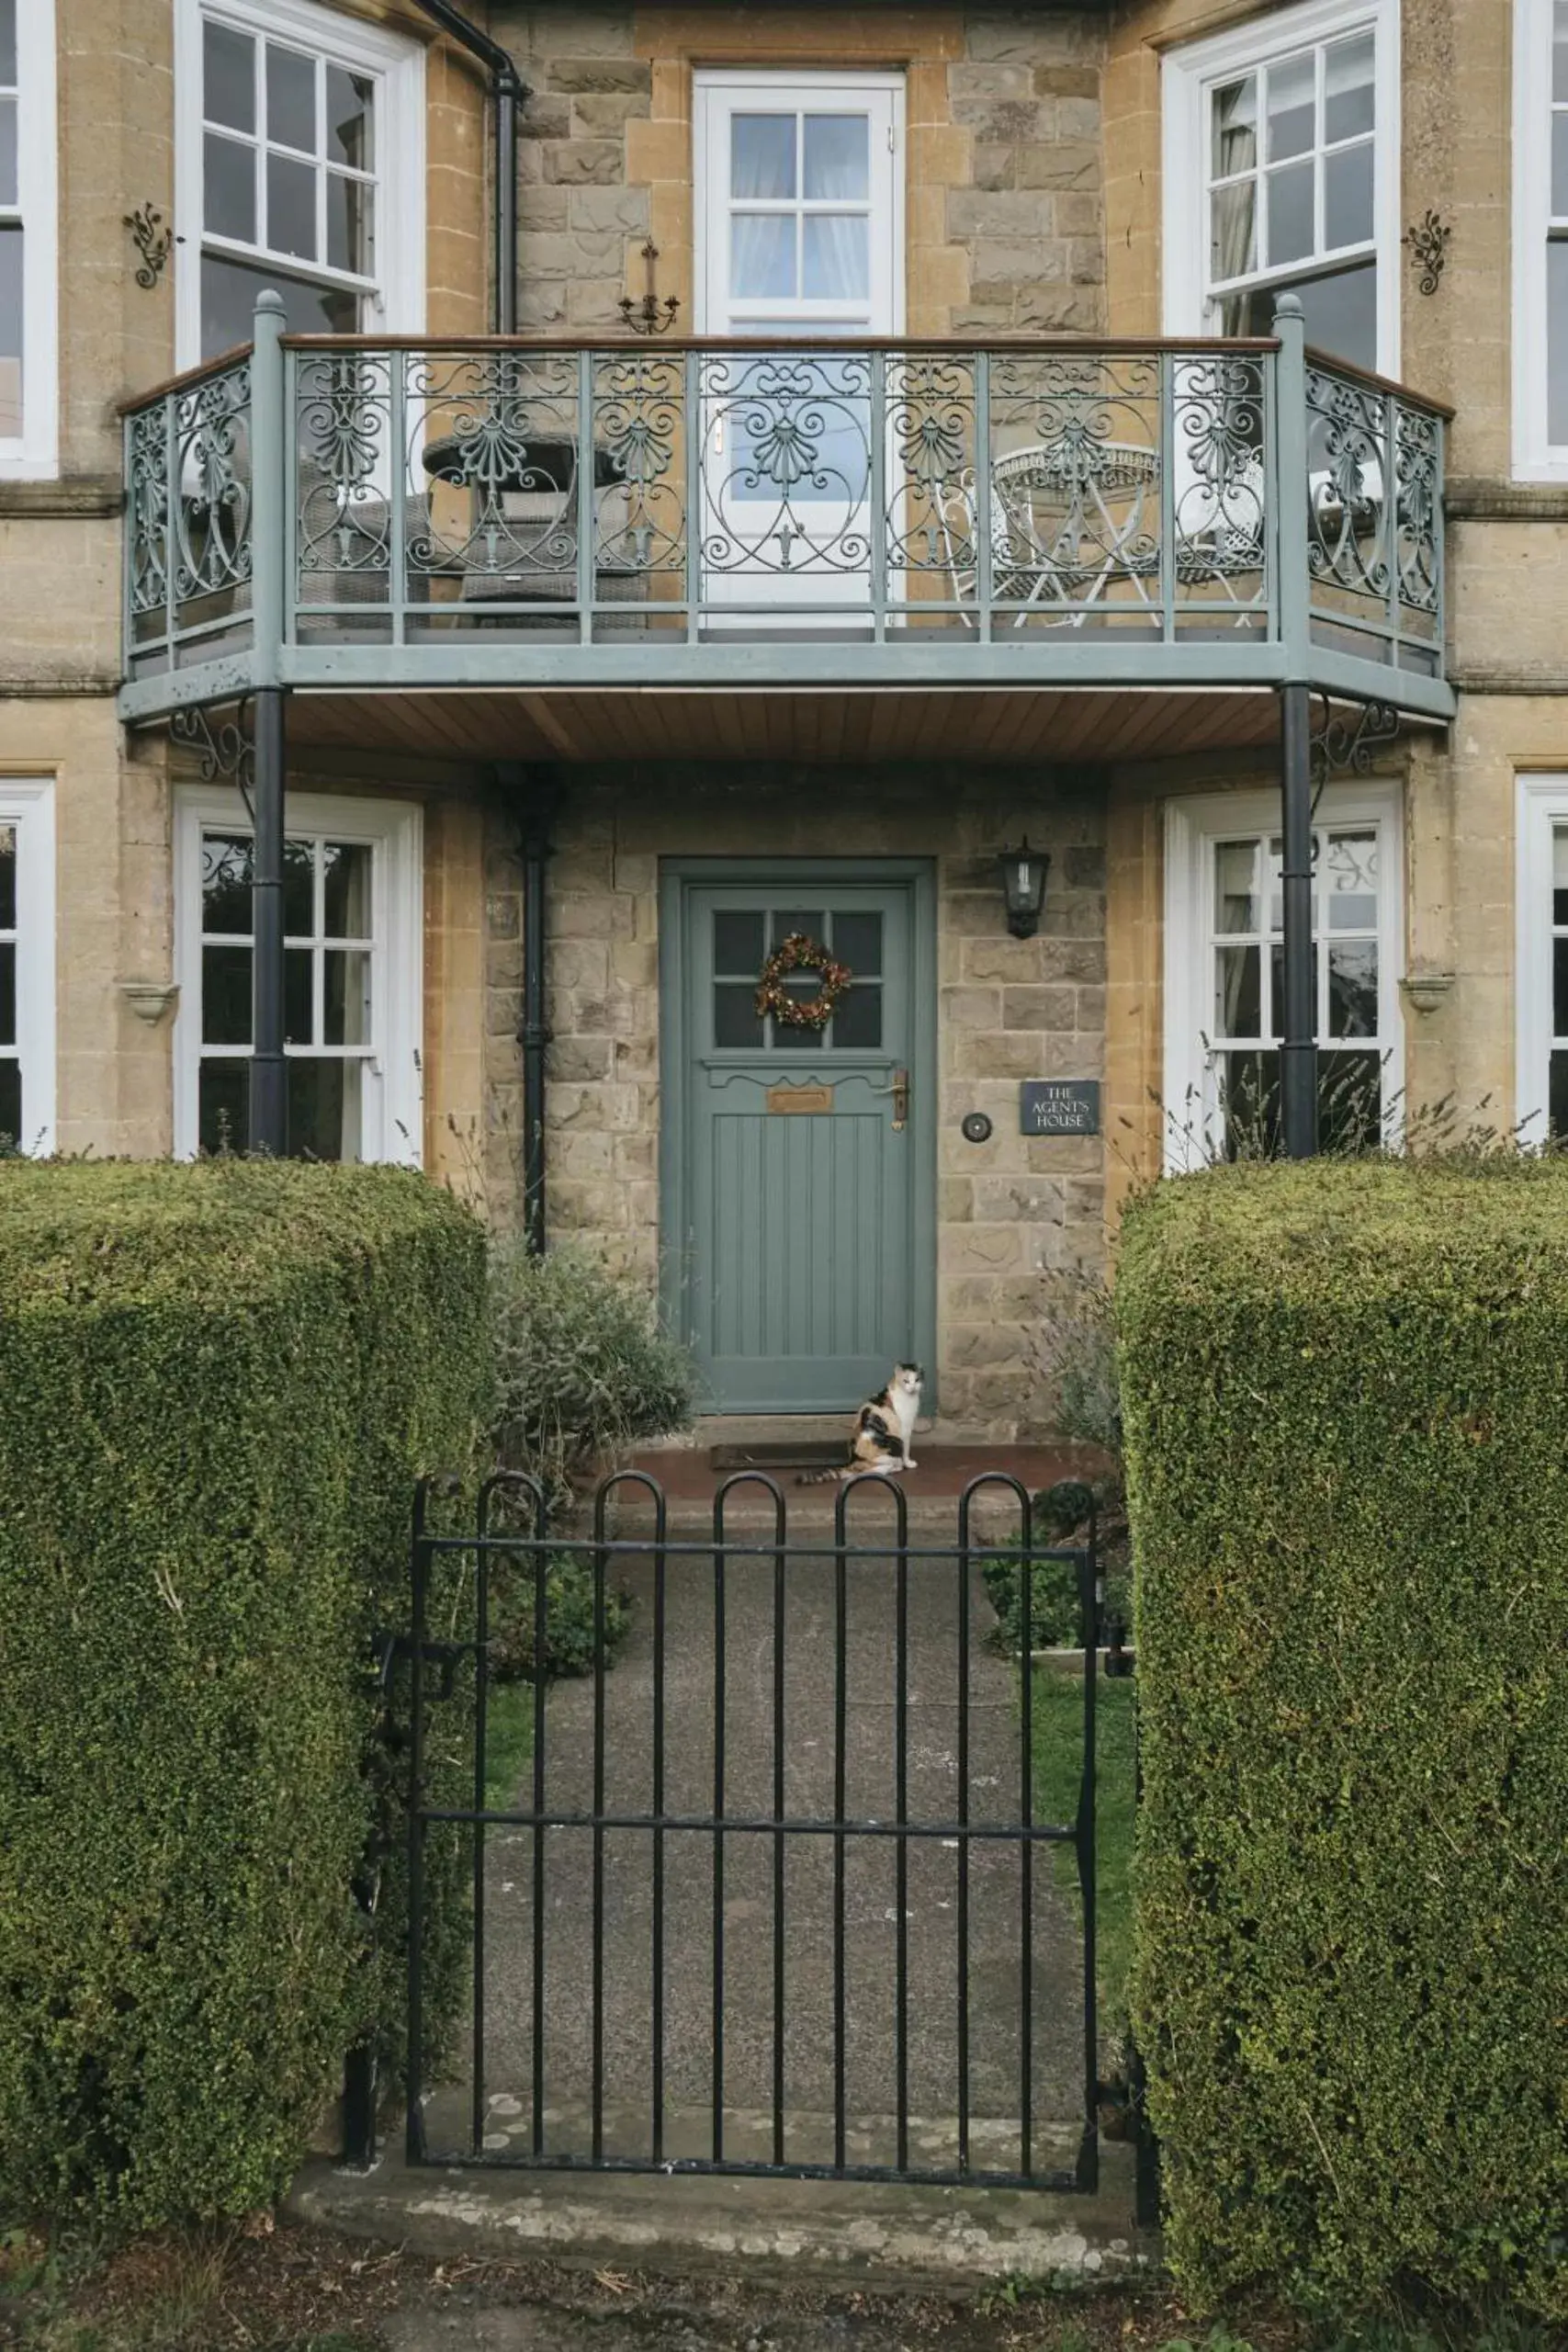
409, 0, 525, 333
503, 766, 563, 1253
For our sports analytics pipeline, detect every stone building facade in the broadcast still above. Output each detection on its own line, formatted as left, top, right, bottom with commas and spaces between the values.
2, 0, 1563, 1432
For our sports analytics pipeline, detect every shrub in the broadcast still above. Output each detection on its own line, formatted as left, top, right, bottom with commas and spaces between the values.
488, 1240, 694, 1505
1116, 1159, 1568, 2319
485, 1544, 630, 1683
0, 1160, 487, 2228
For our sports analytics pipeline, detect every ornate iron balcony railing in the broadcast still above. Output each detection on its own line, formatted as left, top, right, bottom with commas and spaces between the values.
120, 299, 1450, 721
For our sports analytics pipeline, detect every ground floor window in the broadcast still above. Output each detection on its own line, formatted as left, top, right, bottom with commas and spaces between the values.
1163, 782, 1402, 1163
1515, 776, 1568, 1142
173, 786, 422, 1161
0, 779, 54, 1153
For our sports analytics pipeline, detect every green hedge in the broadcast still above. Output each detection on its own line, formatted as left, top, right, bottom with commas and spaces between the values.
0, 1160, 487, 2227
1117, 1160, 1568, 2319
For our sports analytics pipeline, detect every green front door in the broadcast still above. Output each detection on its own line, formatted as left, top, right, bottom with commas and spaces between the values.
664, 863, 935, 1413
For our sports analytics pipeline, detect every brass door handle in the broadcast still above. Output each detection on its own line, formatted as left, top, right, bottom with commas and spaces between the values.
874, 1069, 909, 1131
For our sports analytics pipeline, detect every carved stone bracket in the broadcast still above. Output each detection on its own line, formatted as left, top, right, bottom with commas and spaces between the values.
170, 699, 255, 818
1399, 971, 1455, 1014
118, 980, 179, 1024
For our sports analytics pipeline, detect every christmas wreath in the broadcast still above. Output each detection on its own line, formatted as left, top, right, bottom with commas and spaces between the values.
754, 933, 853, 1031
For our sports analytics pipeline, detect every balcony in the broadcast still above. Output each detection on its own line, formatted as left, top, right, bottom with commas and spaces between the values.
119, 305, 1453, 757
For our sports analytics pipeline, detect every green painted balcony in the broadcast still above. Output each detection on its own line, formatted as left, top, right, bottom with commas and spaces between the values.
118, 299, 1453, 751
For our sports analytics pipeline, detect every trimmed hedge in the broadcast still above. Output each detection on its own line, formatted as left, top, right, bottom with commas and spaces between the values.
0, 1160, 487, 2227
1117, 1160, 1568, 2319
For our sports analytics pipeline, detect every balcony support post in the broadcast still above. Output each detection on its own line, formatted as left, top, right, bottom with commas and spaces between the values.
250, 291, 289, 1157
509, 766, 563, 1254
1272, 292, 1317, 1159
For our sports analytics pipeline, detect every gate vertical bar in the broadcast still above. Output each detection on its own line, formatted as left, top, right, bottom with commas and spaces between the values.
1018, 1485, 1034, 2178
470, 1481, 492, 2156
592, 1485, 610, 2162
956, 1484, 973, 2172
772, 1508, 787, 2168
650, 1501, 668, 2166
894, 1500, 910, 2173
869, 347, 887, 644
404, 1483, 432, 2165
711, 1490, 728, 2164
529, 1482, 549, 2158
976, 351, 993, 642
1076, 1505, 1100, 2193
684, 349, 702, 643
832, 1487, 850, 2173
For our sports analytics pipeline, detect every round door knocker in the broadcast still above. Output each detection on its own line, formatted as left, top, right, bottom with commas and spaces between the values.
962, 1111, 993, 1144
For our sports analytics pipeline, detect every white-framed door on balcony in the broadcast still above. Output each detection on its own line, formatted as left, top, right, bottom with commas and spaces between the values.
694, 70, 904, 629
660, 860, 936, 1414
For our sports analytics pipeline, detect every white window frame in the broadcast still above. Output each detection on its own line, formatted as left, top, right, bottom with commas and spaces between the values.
174, 0, 425, 368
1161, 0, 1401, 378
173, 786, 423, 1164
0, 778, 56, 1154
0, 0, 59, 478
1514, 775, 1568, 1138
1163, 781, 1404, 1170
1512, 0, 1568, 477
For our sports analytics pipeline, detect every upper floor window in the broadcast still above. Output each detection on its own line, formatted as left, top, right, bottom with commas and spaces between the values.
0, 0, 58, 476
1513, 0, 1568, 475
1162, 0, 1399, 376
176, 0, 424, 366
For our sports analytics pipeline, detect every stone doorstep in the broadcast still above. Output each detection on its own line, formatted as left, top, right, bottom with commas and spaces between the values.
288, 2115, 1154, 2291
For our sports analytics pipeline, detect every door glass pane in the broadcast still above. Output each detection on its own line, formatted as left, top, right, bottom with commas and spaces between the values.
202, 833, 253, 933
1553, 823, 1568, 924
1219, 1047, 1280, 1158
830, 982, 881, 1048
282, 839, 314, 933
772, 909, 826, 948
327, 66, 375, 170
0, 940, 14, 1043
1325, 830, 1378, 927
1211, 75, 1258, 175
0, 821, 15, 930
323, 950, 370, 1046
1213, 840, 1258, 933
322, 842, 372, 937
1321, 1049, 1382, 1150
713, 910, 764, 975
1551, 243, 1568, 445
731, 213, 795, 300
289, 1057, 357, 1160
1266, 51, 1315, 161
1266, 160, 1314, 265
204, 19, 254, 134
1552, 1047, 1568, 1138
0, 0, 13, 85
804, 115, 869, 200
1328, 941, 1378, 1037
1324, 34, 1375, 142
1292, 260, 1377, 370
266, 42, 316, 153
1215, 944, 1260, 1037
0, 1055, 18, 1148
732, 114, 795, 199
713, 982, 763, 1048
198, 1057, 250, 1155
267, 152, 317, 261
829, 910, 883, 975
1211, 183, 1257, 281
204, 131, 257, 243
1556, 0, 1568, 102
1269, 944, 1318, 1035
1555, 115, 1568, 219
1325, 142, 1373, 249
201, 944, 252, 1045
0, 96, 16, 209
803, 215, 868, 300
284, 948, 312, 1045
1554, 937, 1568, 1039
201, 254, 358, 359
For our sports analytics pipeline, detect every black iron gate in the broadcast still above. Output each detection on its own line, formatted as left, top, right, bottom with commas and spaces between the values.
399, 1470, 1103, 2192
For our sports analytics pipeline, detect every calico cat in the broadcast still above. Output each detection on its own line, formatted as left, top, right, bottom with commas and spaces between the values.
798, 1363, 924, 1482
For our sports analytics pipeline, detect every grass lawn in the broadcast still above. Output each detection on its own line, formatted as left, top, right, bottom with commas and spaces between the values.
481, 1679, 536, 1811
1030, 1667, 1137, 2041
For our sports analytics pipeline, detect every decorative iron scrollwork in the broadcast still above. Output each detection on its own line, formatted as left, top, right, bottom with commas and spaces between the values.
171, 700, 255, 818
1402, 209, 1452, 296
1310, 693, 1401, 801
124, 203, 175, 288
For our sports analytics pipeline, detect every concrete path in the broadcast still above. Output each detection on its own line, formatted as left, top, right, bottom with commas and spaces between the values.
446, 1504, 1089, 2176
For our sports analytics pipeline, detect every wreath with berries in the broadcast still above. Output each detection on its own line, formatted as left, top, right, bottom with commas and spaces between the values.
754, 933, 854, 1031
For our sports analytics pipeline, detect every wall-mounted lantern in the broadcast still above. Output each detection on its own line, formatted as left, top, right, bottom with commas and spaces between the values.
998, 839, 1050, 938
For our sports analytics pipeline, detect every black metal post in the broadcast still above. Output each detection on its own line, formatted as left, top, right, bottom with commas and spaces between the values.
1279, 681, 1318, 1159
250, 684, 288, 1156
513, 772, 561, 1254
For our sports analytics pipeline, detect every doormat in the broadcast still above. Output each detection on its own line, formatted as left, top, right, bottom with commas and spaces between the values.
709, 1441, 849, 1472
